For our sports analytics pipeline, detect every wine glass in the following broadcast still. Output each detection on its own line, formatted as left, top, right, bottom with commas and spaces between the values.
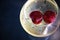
20, 0, 59, 38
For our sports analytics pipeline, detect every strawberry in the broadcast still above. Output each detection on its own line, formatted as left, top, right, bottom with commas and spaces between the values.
43, 10, 56, 24
29, 11, 43, 24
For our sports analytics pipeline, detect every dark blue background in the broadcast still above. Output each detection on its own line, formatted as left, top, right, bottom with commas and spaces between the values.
0, 0, 60, 40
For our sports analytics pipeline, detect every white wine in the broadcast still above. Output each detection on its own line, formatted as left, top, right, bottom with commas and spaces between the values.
20, 0, 59, 37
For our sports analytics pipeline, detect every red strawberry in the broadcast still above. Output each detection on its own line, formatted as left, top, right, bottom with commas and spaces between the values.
29, 11, 43, 24
43, 10, 56, 24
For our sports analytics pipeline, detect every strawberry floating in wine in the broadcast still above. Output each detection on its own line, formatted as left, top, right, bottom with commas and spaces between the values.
43, 10, 57, 24
29, 11, 43, 24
